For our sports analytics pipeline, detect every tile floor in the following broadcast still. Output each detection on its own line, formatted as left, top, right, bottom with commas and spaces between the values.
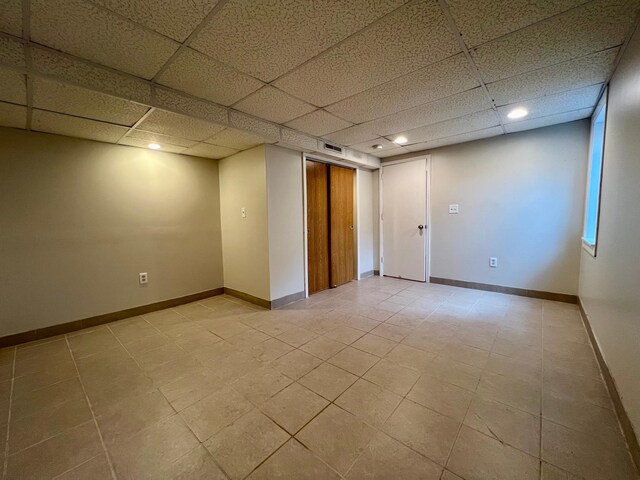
1, 277, 638, 480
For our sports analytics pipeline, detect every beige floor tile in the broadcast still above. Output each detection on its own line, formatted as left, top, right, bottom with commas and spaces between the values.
341, 315, 381, 332
300, 336, 347, 360
109, 318, 158, 343
206, 351, 264, 383
144, 355, 204, 387
173, 330, 223, 351
485, 351, 541, 383
243, 338, 294, 363
464, 395, 540, 457
335, 379, 402, 427
161, 445, 227, 479
363, 359, 420, 396
276, 326, 319, 347
227, 328, 271, 347
11, 376, 85, 420
130, 343, 187, 371
248, 439, 341, 479
383, 399, 460, 465
407, 375, 473, 421
204, 319, 252, 339
55, 453, 113, 480
542, 419, 637, 480
541, 462, 583, 480
441, 470, 465, 480
543, 368, 611, 409
299, 363, 358, 401
67, 329, 121, 359
347, 431, 442, 479
352, 334, 396, 357
441, 341, 490, 368
385, 344, 436, 372
123, 332, 173, 354
385, 313, 427, 329
179, 386, 253, 441
158, 371, 222, 412
84, 370, 157, 413
477, 371, 541, 415
261, 382, 329, 434
544, 348, 601, 379
270, 349, 323, 380
369, 323, 412, 342
12, 359, 78, 397
328, 346, 379, 376
205, 410, 289, 479
447, 425, 539, 480
232, 365, 293, 404
323, 325, 366, 345
296, 404, 376, 475
6, 421, 103, 480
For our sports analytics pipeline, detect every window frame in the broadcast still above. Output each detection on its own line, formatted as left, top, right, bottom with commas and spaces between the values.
582, 87, 608, 257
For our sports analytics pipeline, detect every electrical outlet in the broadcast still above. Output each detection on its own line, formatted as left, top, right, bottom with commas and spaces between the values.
490, 257, 498, 268
448, 204, 459, 214
139, 272, 148, 284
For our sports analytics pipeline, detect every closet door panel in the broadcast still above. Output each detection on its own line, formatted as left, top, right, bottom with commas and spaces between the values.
329, 165, 354, 287
306, 161, 330, 293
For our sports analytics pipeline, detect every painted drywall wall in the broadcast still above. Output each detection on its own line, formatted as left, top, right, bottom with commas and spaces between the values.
579, 26, 640, 435
358, 169, 375, 276
265, 144, 305, 301
399, 121, 589, 294
218, 145, 271, 301
0, 128, 224, 337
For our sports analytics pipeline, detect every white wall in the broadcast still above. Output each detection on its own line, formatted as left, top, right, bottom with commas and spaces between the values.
219, 146, 271, 301
265, 144, 305, 300
579, 26, 640, 435
0, 128, 224, 337
357, 169, 375, 276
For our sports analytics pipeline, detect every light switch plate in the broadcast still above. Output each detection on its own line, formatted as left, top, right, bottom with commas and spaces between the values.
448, 204, 459, 214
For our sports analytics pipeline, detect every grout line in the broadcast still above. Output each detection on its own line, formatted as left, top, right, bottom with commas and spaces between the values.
1, 347, 16, 480
63, 336, 118, 480
116, 107, 156, 144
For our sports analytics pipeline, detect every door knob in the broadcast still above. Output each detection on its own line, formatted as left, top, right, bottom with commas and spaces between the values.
418, 225, 424, 230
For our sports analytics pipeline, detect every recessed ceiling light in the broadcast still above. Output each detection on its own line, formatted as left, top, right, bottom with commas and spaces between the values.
148, 143, 161, 150
372, 144, 383, 149
393, 136, 408, 145
507, 108, 528, 120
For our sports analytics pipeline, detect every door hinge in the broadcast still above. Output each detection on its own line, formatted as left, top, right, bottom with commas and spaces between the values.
381, 256, 383, 263
381, 213, 384, 221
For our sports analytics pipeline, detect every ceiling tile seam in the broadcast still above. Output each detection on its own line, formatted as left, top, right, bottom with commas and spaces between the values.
506, 105, 601, 124
383, 116, 501, 146
228, 83, 321, 113
264, 0, 423, 86
437, 0, 506, 135
600, 7, 640, 98
28, 105, 144, 131
22, 0, 32, 129
402, 126, 502, 148
493, 81, 607, 108
116, 107, 156, 144
21, 0, 30, 39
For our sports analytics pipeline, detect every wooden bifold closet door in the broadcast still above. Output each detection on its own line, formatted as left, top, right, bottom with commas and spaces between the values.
306, 161, 330, 294
329, 165, 354, 287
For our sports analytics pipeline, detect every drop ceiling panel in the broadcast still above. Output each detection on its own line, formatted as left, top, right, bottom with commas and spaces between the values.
157, 48, 263, 106
128, 129, 198, 148
365, 87, 491, 136
505, 108, 592, 133
30, 0, 180, 79
205, 128, 266, 150
488, 48, 619, 106
33, 78, 149, 126
0, 101, 27, 129
119, 137, 187, 153
285, 109, 353, 137
191, 0, 405, 82
274, 1, 460, 106
326, 54, 479, 124
0, 0, 22, 36
447, 0, 590, 48
405, 126, 504, 152
498, 84, 602, 124
91, 0, 221, 42
138, 109, 225, 141
471, 0, 640, 83
323, 123, 379, 146
182, 143, 238, 159
280, 129, 318, 151
32, 109, 128, 143
233, 86, 316, 124
229, 111, 281, 141
398, 109, 500, 144
350, 137, 398, 154
377, 146, 411, 158
154, 87, 228, 125
0, 36, 25, 69
0, 69, 26, 105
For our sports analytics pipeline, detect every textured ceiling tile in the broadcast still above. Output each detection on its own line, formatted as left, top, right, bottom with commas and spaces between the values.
229, 111, 280, 141
30, 0, 180, 79
191, 0, 404, 82
0, 35, 25, 68
376, 146, 411, 158
447, 0, 589, 47
128, 129, 198, 147
274, 1, 460, 106
350, 137, 398, 154
92, 0, 221, 42
31, 47, 151, 104
119, 136, 187, 153
233, 86, 316, 124
488, 48, 619, 106
154, 87, 228, 125
157, 48, 263, 106
182, 143, 238, 159
471, 0, 640, 82
284, 109, 353, 137
0, 101, 27, 129
398, 109, 500, 144
0, 0, 22, 36
498, 84, 602, 123
405, 126, 504, 151
365, 87, 491, 136
280, 129, 318, 151
31, 109, 128, 143
505, 108, 592, 133
325, 54, 478, 123
138, 109, 225, 141
33, 77, 149, 126
323, 123, 379, 146
0, 69, 26, 104
205, 128, 267, 150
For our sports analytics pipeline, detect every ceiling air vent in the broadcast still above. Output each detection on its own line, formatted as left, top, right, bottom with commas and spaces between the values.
322, 142, 344, 155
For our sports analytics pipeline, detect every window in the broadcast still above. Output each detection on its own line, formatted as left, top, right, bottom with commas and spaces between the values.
582, 89, 607, 256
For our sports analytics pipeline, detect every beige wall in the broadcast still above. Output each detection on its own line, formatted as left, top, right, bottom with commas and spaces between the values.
0, 128, 224, 337
579, 27, 640, 434
218, 145, 270, 301
411, 120, 589, 294
265, 144, 305, 300
357, 169, 375, 276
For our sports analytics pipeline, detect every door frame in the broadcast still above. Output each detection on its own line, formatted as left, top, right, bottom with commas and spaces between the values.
379, 155, 431, 281
302, 154, 359, 298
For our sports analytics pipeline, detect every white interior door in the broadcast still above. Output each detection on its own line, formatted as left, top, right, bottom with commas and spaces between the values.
382, 159, 427, 281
